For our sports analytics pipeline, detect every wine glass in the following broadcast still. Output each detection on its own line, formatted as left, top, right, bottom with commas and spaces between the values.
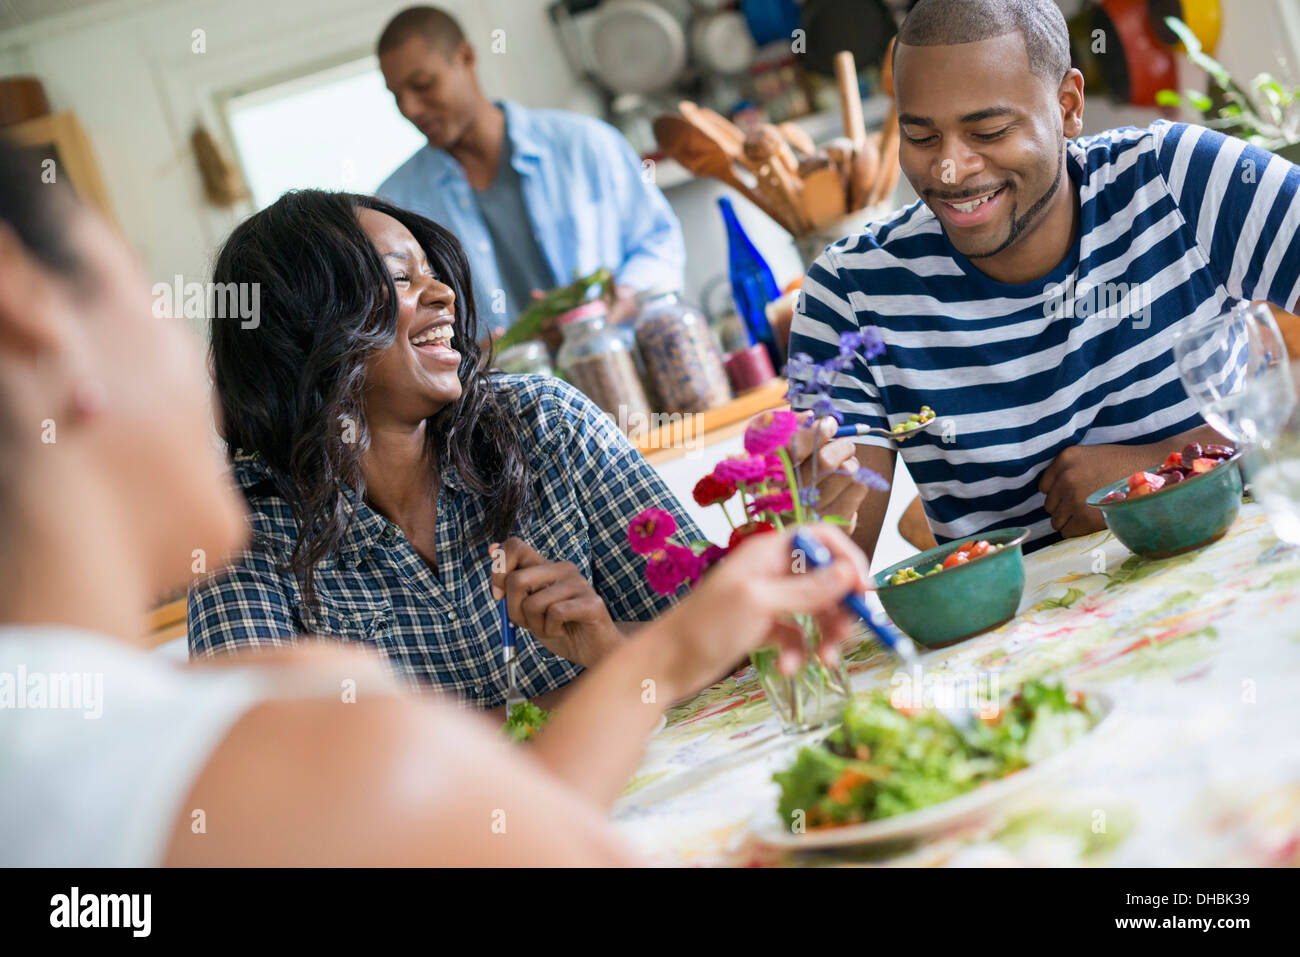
1241, 361, 1300, 558
1173, 302, 1298, 561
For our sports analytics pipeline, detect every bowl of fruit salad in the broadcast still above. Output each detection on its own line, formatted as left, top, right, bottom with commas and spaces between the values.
1086, 442, 1243, 558
871, 526, 1030, 647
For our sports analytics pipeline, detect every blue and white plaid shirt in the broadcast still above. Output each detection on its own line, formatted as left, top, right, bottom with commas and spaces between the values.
187, 375, 701, 707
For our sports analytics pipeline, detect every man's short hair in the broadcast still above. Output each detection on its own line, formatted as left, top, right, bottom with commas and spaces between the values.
377, 6, 466, 57
896, 0, 1071, 87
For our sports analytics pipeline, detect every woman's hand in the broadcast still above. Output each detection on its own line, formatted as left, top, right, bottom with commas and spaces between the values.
788, 413, 869, 532
643, 524, 870, 702
489, 538, 621, 668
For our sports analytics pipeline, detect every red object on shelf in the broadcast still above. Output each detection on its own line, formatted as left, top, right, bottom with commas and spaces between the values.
724, 343, 777, 392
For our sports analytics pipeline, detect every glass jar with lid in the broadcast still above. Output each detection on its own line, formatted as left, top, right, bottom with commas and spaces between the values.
555, 300, 651, 429
634, 289, 733, 412
494, 340, 553, 377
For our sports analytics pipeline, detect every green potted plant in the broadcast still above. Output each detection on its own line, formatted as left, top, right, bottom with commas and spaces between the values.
1155, 16, 1300, 165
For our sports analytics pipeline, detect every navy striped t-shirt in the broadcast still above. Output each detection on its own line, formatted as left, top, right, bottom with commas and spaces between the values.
790, 121, 1300, 552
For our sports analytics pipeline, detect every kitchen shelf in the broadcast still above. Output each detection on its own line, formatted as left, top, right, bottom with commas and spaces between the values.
637, 377, 788, 465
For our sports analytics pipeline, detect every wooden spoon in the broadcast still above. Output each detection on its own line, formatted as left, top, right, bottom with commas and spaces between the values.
744, 127, 809, 232
802, 165, 848, 229
834, 49, 884, 211
778, 121, 817, 159
678, 101, 745, 157
868, 37, 901, 208
653, 113, 796, 231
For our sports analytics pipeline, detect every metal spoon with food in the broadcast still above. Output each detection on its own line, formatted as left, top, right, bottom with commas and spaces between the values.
834, 406, 937, 442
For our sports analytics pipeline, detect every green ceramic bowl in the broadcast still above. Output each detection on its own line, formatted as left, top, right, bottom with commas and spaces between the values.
1086, 453, 1244, 559
872, 527, 1030, 648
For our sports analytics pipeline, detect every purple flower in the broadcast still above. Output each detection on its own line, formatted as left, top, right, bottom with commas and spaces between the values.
784, 352, 815, 379
713, 454, 769, 485
839, 328, 885, 360
843, 465, 891, 492
800, 487, 822, 507
810, 396, 844, 423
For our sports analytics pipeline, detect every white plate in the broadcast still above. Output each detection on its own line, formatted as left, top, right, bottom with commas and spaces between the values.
750, 692, 1115, 850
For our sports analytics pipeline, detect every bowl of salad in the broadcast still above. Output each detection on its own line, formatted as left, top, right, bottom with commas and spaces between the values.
871, 526, 1030, 647
1086, 442, 1242, 558
757, 680, 1111, 849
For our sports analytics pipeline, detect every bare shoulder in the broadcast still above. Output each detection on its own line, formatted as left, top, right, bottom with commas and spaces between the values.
161, 667, 637, 866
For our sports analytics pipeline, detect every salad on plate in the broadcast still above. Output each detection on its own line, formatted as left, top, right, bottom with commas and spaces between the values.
773, 680, 1100, 831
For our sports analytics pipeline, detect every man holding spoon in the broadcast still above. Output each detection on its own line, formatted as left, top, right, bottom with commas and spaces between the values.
789, 0, 1297, 558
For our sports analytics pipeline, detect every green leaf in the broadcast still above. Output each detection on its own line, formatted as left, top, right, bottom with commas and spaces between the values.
816, 514, 851, 527
1154, 89, 1183, 108
1185, 90, 1214, 113
1163, 16, 1200, 55
493, 267, 613, 352
1040, 587, 1086, 610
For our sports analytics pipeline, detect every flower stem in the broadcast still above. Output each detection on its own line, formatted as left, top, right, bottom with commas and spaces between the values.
777, 447, 805, 525
719, 502, 737, 530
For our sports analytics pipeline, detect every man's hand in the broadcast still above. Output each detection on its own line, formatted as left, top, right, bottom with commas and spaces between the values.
1039, 425, 1227, 538
787, 413, 869, 532
1038, 444, 1149, 538
607, 284, 640, 325
489, 538, 621, 668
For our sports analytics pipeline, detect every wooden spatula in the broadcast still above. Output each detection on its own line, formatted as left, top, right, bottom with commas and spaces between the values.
653, 113, 795, 231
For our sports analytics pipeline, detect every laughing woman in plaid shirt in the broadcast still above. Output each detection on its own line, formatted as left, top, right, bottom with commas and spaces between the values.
186, 191, 706, 708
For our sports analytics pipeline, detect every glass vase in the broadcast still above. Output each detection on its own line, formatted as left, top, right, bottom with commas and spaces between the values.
750, 617, 852, 734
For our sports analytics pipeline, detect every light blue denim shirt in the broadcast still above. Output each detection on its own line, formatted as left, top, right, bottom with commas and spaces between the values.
377, 100, 686, 326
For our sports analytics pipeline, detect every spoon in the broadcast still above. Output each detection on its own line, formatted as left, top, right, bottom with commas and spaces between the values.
835, 413, 937, 442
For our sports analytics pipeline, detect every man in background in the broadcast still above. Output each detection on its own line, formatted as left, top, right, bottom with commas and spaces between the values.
375, 5, 685, 331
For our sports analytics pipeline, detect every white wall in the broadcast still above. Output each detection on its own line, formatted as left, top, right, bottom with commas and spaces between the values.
3, 0, 1296, 316
0, 0, 595, 321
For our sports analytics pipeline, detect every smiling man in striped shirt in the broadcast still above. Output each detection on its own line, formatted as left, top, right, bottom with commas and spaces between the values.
790, 0, 1300, 558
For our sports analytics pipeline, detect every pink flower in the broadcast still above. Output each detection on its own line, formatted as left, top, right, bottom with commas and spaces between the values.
749, 490, 795, 516
700, 544, 728, 571
628, 507, 676, 555
645, 545, 703, 595
743, 410, 800, 456
764, 453, 788, 483
713, 454, 768, 486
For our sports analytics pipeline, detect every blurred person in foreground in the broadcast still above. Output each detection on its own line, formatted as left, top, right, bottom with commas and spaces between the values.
0, 136, 867, 865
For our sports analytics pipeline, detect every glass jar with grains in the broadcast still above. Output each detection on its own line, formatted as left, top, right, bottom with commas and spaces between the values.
633, 289, 733, 413
555, 300, 651, 430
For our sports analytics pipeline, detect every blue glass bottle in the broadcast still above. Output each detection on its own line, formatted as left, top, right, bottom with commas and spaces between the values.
718, 196, 782, 370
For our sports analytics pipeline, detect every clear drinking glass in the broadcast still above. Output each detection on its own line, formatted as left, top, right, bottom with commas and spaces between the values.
1173, 302, 1298, 560
1242, 362, 1300, 555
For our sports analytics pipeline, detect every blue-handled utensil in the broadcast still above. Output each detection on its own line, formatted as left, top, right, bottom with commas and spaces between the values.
498, 596, 525, 710
835, 420, 933, 442
790, 529, 982, 743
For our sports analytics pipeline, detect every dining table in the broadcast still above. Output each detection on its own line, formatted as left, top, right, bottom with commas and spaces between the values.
611, 502, 1300, 866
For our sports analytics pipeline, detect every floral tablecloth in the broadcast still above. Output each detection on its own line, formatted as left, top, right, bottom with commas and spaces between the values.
611, 504, 1300, 866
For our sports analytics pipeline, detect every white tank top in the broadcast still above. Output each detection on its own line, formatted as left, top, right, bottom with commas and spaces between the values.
0, 624, 331, 866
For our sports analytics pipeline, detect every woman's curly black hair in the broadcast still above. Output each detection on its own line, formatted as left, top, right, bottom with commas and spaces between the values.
209, 190, 532, 606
